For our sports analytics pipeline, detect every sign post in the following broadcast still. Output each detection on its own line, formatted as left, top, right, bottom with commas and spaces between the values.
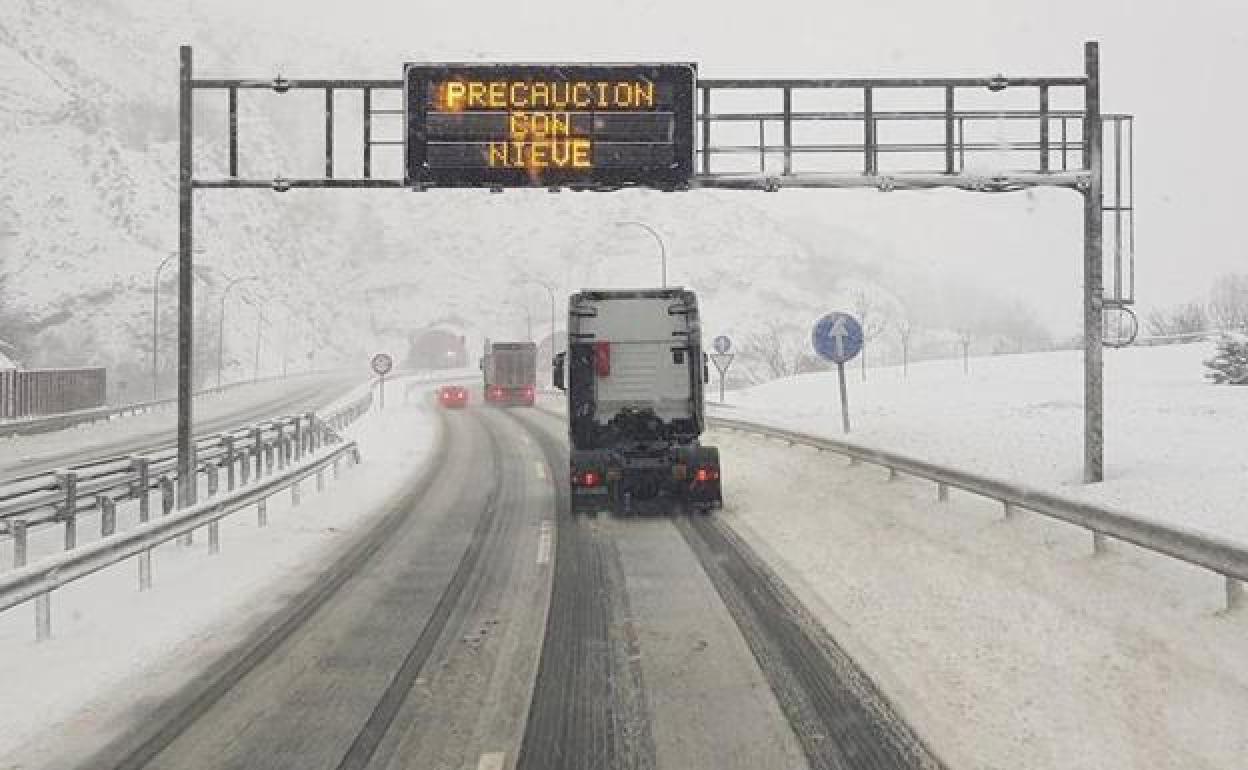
371, 352, 393, 410
811, 313, 864, 434
710, 335, 734, 404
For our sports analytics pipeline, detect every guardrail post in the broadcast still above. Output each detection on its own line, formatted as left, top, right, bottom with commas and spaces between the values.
207, 463, 219, 497
1092, 531, 1108, 555
316, 467, 325, 492
225, 437, 237, 491
253, 427, 264, 479
295, 416, 305, 460
240, 442, 251, 486
937, 482, 949, 502
265, 442, 275, 475
161, 476, 175, 515
12, 520, 28, 568
1003, 501, 1017, 519
888, 467, 900, 482
131, 455, 151, 522
1226, 577, 1244, 612
276, 428, 287, 470
99, 495, 117, 537
138, 548, 152, 591
208, 519, 220, 554
57, 469, 78, 550
258, 497, 268, 527
332, 455, 340, 480
291, 479, 301, 507
35, 592, 51, 642
351, 446, 361, 466
848, 455, 861, 467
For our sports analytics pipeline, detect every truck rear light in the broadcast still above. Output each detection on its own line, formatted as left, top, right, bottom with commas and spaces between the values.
695, 467, 719, 483
578, 471, 602, 487
594, 340, 611, 377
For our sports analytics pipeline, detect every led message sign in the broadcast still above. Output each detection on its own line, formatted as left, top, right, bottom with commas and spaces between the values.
404, 63, 696, 189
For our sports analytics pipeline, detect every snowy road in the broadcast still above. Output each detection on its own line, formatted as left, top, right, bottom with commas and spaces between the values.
16, 402, 939, 770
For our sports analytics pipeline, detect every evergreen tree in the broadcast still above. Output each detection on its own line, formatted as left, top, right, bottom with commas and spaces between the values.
1204, 334, 1248, 385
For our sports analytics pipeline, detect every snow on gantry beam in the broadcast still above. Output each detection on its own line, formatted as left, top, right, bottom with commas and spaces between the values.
691, 171, 1091, 192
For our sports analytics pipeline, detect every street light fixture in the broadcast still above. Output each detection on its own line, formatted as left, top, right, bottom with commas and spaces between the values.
217, 275, 260, 387
614, 220, 668, 288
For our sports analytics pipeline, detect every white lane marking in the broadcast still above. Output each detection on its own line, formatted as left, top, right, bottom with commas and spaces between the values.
535, 461, 547, 481
477, 753, 505, 770
536, 521, 554, 565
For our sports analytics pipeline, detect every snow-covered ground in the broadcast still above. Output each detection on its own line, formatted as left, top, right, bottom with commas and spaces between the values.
717, 426, 1248, 770
716, 340, 1248, 546
0, 389, 439, 766
708, 340, 1248, 768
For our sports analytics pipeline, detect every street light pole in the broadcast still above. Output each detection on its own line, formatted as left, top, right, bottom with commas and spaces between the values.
217, 276, 259, 387
615, 220, 668, 288
152, 253, 177, 399
153, 251, 209, 400
251, 302, 266, 382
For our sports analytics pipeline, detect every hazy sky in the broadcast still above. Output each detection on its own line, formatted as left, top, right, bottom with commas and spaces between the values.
174, 0, 1248, 330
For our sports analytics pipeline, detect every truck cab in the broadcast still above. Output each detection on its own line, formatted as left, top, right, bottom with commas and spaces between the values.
553, 288, 721, 515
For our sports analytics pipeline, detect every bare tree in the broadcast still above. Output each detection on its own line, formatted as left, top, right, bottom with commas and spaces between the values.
957, 329, 972, 375
737, 322, 817, 384
896, 317, 913, 378
1144, 302, 1208, 337
1208, 273, 1248, 332
850, 287, 891, 382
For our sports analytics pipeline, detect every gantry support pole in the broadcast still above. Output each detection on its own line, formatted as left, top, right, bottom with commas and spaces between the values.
177, 45, 197, 507
1082, 41, 1104, 483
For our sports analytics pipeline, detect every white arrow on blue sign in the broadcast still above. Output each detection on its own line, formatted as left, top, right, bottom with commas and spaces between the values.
712, 335, 733, 354
811, 313, 863, 364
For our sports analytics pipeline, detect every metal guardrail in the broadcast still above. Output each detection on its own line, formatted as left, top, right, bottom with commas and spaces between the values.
709, 415, 1247, 613
0, 388, 374, 563
0, 370, 346, 438
0, 439, 361, 641
0, 380, 376, 640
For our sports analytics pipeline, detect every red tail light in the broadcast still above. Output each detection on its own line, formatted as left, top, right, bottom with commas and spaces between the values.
594, 340, 611, 377
579, 471, 601, 487
695, 467, 719, 483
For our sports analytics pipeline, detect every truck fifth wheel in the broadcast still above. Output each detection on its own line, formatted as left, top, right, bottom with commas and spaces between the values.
553, 288, 722, 515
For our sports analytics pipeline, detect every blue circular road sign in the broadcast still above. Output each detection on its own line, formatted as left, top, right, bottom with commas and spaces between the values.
712, 335, 733, 354
811, 313, 863, 364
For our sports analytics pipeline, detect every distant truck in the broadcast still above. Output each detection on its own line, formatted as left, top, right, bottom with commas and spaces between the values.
553, 288, 722, 515
481, 341, 537, 406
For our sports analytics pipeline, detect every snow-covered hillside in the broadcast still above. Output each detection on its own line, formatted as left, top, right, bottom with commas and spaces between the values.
0, 0, 1069, 399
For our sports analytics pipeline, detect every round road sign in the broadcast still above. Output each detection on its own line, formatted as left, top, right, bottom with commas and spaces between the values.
371, 352, 394, 376
712, 335, 733, 354
811, 313, 864, 364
